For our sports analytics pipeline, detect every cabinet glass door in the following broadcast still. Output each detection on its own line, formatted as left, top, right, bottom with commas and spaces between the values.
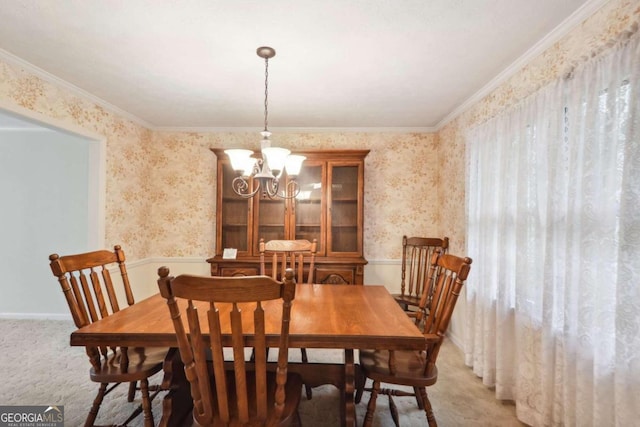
294, 163, 324, 254
254, 188, 286, 254
328, 163, 361, 255
220, 163, 251, 253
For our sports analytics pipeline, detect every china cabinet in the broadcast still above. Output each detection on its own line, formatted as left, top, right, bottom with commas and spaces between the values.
207, 149, 368, 284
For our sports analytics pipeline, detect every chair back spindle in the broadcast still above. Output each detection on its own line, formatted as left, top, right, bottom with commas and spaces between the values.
416, 250, 471, 377
358, 248, 471, 427
259, 238, 317, 284
395, 236, 449, 316
401, 236, 449, 301
259, 238, 317, 400
49, 246, 135, 367
49, 245, 133, 329
49, 245, 166, 427
157, 267, 300, 426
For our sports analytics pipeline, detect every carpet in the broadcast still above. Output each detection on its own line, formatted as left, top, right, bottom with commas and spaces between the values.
0, 319, 524, 426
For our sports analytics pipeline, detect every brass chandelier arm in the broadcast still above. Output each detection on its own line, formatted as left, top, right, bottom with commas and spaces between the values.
230, 176, 261, 198
230, 175, 301, 200
263, 179, 300, 200
282, 180, 301, 199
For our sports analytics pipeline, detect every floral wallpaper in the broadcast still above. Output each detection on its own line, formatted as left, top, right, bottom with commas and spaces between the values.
0, 0, 637, 262
0, 58, 153, 260
148, 131, 441, 260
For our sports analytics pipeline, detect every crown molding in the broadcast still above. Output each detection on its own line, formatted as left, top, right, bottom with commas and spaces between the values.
0, 47, 435, 134
0, 47, 154, 129
154, 126, 437, 133
435, 0, 610, 130
0, 0, 610, 135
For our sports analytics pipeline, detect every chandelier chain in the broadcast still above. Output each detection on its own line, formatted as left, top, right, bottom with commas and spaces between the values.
264, 57, 269, 132
225, 46, 305, 200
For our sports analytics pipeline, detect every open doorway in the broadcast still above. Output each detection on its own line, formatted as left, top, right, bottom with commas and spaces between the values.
0, 109, 103, 318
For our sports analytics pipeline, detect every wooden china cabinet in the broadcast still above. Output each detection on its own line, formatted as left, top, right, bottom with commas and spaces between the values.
207, 148, 369, 284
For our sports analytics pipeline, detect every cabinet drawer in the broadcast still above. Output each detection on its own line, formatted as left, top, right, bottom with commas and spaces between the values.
220, 267, 259, 277
315, 268, 355, 285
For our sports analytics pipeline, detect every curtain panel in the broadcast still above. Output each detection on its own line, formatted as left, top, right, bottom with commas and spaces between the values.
465, 31, 640, 426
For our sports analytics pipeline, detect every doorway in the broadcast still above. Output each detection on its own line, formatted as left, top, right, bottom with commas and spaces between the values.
0, 109, 103, 317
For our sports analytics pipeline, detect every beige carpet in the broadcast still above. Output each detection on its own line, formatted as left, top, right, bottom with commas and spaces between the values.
0, 319, 526, 426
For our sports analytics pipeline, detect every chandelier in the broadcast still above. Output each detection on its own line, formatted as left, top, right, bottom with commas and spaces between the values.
225, 46, 305, 199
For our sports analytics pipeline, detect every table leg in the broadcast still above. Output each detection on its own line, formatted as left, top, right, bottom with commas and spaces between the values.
158, 349, 192, 427
342, 349, 357, 427
158, 349, 357, 426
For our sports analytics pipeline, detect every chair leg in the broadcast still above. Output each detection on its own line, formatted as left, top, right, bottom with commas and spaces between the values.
139, 378, 155, 427
417, 386, 437, 427
128, 381, 137, 402
84, 383, 107, 427
304, 384, 313, 400
300, 348, 312, 399
388, 394, 400, 427
293, 409, 302, 427
363, 380, 380, 427
414, 386, 425, 409
354, 368, 366, 404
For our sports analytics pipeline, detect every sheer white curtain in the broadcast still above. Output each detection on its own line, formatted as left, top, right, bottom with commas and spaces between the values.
465, 32, 640, 427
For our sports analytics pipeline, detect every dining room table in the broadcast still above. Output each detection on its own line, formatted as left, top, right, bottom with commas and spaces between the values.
70, 283, 425, 427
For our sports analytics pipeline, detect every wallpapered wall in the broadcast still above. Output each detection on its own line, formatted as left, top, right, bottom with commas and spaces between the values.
150, 131, 440, 260
0, 0, 637, 265
0, 61, 154, 259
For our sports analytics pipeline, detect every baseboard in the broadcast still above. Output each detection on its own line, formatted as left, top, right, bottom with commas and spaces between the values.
447, 331, 464, 351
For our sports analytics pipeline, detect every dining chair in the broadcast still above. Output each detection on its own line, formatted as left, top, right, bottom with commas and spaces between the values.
392, 236, 449, 318
49, 245, 170, 427
157, 267, 303, 427
259, 238, 317, 285
355, 249, 472, 427
259, 238, 317, 400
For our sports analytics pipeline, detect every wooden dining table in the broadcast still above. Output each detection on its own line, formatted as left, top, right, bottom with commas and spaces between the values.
70, 284, 425, 427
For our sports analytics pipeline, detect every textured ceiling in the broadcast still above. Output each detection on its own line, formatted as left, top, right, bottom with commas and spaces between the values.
0, 0, 593, 130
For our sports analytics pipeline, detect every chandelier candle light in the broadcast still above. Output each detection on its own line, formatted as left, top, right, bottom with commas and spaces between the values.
225, 46, 305, 199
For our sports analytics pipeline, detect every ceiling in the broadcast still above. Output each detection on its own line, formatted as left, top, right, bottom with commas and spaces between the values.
0, 0, 595, 131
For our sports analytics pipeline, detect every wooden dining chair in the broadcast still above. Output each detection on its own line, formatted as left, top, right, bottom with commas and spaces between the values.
259, 238, 317, 399
49, 245, 170, 427
259, 238, 317, 285
355, 249, 472, 427
392, 236, 449, 317
157, 267, 303, 427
